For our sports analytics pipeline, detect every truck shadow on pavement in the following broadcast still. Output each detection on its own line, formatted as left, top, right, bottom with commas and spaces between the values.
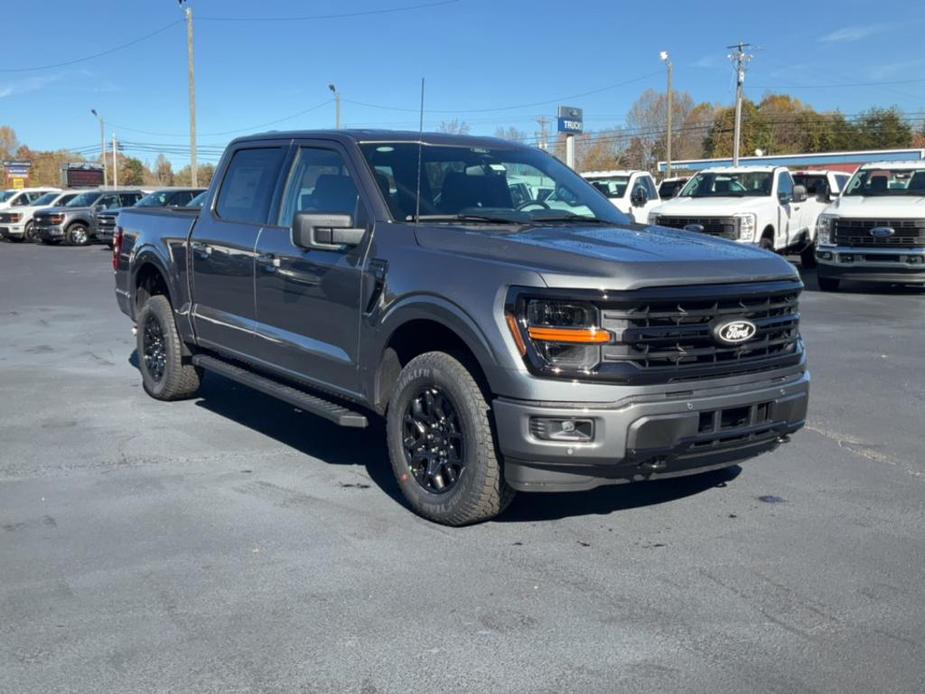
800, 267, 925, 294
130, 352, 741, 522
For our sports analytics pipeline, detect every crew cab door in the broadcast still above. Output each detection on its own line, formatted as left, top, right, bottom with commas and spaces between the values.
628, 173, 660, 224
776, 170, 798, 248
189, 143, 289, 358
251, 142, 371, 397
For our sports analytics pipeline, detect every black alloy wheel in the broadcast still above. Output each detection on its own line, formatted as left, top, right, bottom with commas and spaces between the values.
402, 386, 465, 493
142, 313, 167, 384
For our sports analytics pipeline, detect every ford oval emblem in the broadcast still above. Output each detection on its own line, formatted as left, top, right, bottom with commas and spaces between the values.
684, 223, 705, 233
714, 319, 757, 345
870, 226, 895, 238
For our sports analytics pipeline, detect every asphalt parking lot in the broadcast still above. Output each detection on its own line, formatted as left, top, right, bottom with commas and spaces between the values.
1, 242, 923, 694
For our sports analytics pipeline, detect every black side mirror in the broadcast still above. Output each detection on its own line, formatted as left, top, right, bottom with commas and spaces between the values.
792, 185, 807, 204
630, 187, 648, 206
293, 212, 365, 251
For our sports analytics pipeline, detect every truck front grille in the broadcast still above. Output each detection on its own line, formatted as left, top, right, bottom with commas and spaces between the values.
656, 215, 737, 240
97, 215, 116, 230
597, 280, 803, 385
834, 218, 925, 248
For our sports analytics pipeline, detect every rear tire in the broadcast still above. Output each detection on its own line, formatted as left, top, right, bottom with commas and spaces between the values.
818, 276, 840, 292
386, 351, 514, 526
136, 295, 202, 400
66, 223, 90, 246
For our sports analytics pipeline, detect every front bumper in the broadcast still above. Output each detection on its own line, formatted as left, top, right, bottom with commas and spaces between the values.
35, 225, 64, 240
0, 224, 24, 239
494, 371, 809, 492
816, 246, 925, 284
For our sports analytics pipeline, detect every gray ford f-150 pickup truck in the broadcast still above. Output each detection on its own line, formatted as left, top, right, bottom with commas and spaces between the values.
114, 130, 809, 525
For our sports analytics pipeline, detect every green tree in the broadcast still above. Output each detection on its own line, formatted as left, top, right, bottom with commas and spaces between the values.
851, 108, 913, 149
120, 157, 146, 185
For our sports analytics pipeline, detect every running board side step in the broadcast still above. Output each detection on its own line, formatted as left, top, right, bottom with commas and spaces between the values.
192, 354, 369, 428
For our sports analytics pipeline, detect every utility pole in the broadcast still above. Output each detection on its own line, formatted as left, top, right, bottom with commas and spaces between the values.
181, 1, 198, 187
112, 133, 118, 189
727, 41, 752, 167
90, 109, 107, 186
660, 52, 673, 178
536, 116, 549, 151
329, 84, 341, 129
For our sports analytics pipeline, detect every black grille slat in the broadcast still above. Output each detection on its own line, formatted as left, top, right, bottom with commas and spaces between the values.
656, 215, 737, 239
834, 218, 925, 248
596, 282, 802, 383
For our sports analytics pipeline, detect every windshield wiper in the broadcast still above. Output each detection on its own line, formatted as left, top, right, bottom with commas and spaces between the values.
413, 213, 528, 224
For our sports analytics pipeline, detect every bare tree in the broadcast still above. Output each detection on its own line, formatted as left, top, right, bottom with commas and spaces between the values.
438, 119, 471, 135
494, 126, 527, 143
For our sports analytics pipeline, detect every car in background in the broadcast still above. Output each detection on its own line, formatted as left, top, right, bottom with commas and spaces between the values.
650, 166, 819, 268
0, 189, 81, 242
657, 176, 689, 200
0, 187, 60, 211
815, 161, 925, 290
95, 187, 205, 244
33, 188, 145, 245
186, 190, 208, 208
580, 170, 660, 223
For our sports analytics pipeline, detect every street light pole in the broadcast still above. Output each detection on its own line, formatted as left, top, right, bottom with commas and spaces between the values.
660, 51, 673, 178
329, 84, 341, 129
181, 1, 198, 187
90, 109, 107, 187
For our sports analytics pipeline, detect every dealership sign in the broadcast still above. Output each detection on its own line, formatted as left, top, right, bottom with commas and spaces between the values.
3, 160, 31, 189
557, 106, 583, 134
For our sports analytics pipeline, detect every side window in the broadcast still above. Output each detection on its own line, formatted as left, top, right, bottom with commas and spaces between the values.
216, 147, 286, 224
777, 172, 793, 199
11, 193, 27, 206
642, 175, 658, 198
98, 194, 120, 209
278, 147, 362, 227
120, 193, 140, 206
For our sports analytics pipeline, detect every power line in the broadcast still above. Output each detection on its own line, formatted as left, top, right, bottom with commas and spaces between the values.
198, 0, 459, 21
0, 20, 182, 72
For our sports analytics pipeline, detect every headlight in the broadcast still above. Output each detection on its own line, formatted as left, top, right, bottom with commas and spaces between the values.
49, 214, 65, 224
734, 213, 756, 242
5, 213, 21, 223
816, 214, 836, 246
507, 299, 611, 372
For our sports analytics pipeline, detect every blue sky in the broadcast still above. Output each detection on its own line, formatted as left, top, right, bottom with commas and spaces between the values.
3, 0, 924, 167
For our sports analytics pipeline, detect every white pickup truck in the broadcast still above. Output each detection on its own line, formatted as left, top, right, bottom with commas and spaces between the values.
0, 189, 79, 242
581, 170, 660, 223
649, 166, 819, 267
815, 161, 925, 291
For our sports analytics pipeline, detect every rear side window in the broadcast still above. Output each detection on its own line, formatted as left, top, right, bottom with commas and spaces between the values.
119, 193, 141, 206
216, 147, 286, 224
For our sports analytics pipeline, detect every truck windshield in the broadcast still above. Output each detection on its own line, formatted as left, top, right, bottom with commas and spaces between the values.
0, 191, 15, 203
585, 176, 629, 198
31, 192, 61, 206
136, 191, 173, 207
843, 168, 925, 196
66, 191, 101, 207
679, 171, 773, 198
359, 141, 628, 225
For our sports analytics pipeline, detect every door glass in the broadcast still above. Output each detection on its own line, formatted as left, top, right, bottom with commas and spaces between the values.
778, 173, 794, 199
98, 195, 120, 209
278, 148, 361, 226
216, 147, 286, 224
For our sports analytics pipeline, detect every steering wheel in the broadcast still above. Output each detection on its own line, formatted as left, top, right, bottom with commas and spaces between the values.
517, 200, 550, 211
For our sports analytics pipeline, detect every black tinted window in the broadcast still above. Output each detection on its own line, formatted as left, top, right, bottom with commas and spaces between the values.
216, 147, 286, 224
777, 173, 793, 197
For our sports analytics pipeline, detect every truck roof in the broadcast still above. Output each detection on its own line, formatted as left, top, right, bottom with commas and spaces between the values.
697, 165, 781, 174
858, 160, 925, 170
233, 129, 520, 149
580, 170, 644, 178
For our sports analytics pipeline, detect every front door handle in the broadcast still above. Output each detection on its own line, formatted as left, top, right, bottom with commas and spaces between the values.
191, 241, 211, 257
256, 253, 281, 269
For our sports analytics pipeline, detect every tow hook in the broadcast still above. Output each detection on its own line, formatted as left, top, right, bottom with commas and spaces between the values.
638, 457, 668, 472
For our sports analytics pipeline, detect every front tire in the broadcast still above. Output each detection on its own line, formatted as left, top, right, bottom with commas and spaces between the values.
136, 295, 202, 400
386, 351, 514, 526
800, 243, 817, 269
24, 221, 38, 243
66, 223, 90, 246
818, 276, 840, 292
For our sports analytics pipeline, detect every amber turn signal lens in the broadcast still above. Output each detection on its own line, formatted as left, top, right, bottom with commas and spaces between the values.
505, 313, 527, 356
526, 326, 611, 344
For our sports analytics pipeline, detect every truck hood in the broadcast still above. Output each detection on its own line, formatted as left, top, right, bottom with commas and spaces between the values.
653, 196, 770, 216
34, 206, 89, 216
413, 223, 798, 290
826, 195, 925, 219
